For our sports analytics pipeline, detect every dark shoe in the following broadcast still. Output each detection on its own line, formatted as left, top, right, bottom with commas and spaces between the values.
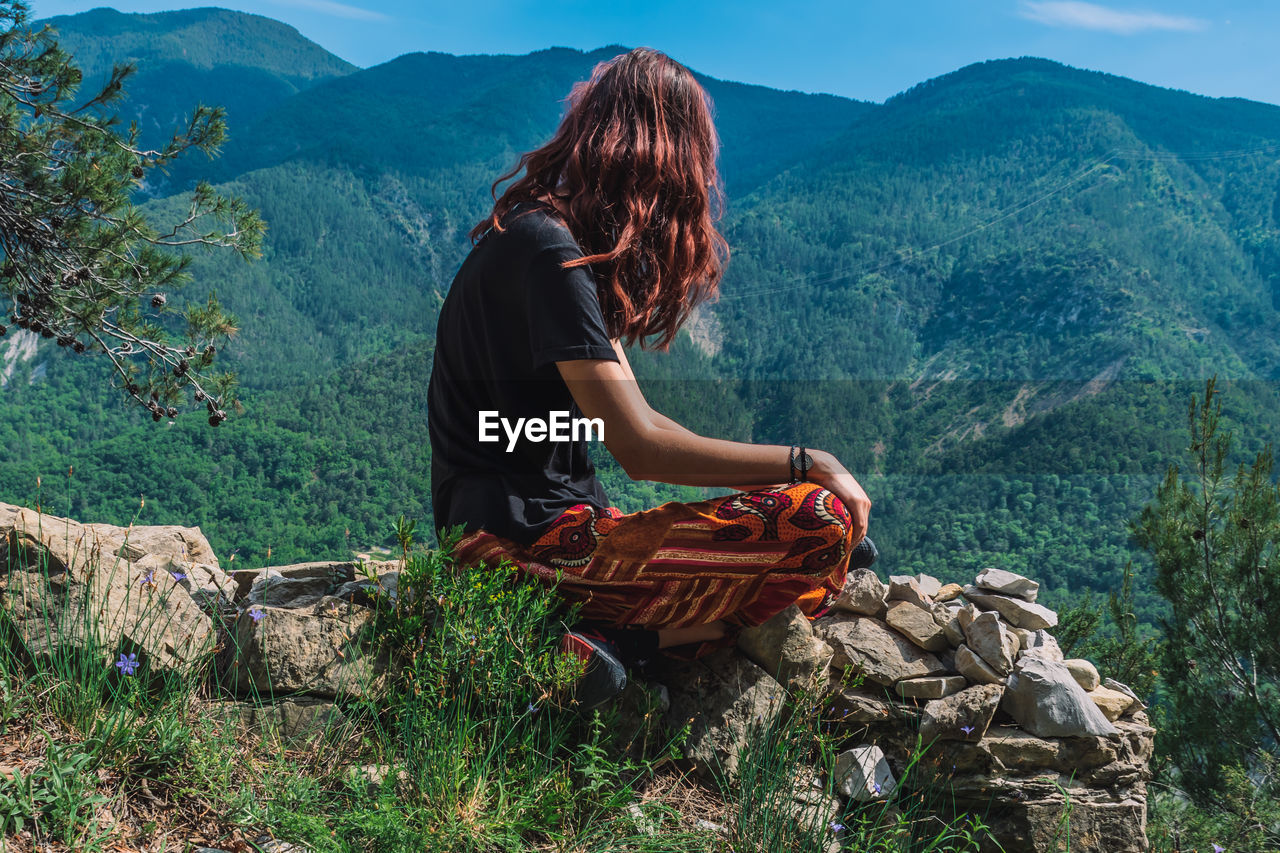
560, 630, 627, 711
850, 535, 879, 570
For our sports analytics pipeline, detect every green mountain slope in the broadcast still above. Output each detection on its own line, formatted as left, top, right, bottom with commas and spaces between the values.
6, 15, 1280, 610
39, 7, 355, 153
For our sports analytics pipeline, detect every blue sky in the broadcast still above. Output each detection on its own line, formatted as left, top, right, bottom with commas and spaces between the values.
30, 1, 1280, 106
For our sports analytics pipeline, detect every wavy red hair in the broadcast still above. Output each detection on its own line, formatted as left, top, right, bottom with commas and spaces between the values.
471, 47, 729, 350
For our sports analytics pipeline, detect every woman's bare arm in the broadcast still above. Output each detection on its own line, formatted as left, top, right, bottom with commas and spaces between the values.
557, 353, 871, 543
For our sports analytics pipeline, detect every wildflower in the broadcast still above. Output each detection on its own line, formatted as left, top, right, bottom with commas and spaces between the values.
115, 652, 138, 676
872, 781, 882, 795
961, 724, 975, 736
248, 606, 265, 623
1213, 845, 1226, 853
829, 821, 845, 833
139, 570, 155, 586
526, 702, 540, 715
170, 571, 186, 582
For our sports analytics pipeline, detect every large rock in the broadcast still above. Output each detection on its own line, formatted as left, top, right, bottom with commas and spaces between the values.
736, 604, 833, 692
833, 569, 887, 617
662, 650, 786, 782
814, 614, 947, 686
963, 611, 1018, 675
919, 683, 1004, 743
2, 503, 215, 674
974, 568, 1039, 601
227, 595, 389, 698
834, 745, 896, 801
1002, 657, 1117, 738
962, 587, 1058, 630
885, 600, 948, 651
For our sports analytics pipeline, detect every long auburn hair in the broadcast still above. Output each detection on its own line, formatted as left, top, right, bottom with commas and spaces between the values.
471, 47, 729, 350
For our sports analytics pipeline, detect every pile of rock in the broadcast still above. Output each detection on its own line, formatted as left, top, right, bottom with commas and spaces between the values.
665, 566, 1153, 853
821, 567, 1143, 739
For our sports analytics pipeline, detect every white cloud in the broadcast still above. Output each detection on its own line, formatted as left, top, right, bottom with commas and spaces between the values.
269, 0, 389, 22
1018, 1, 1208, 34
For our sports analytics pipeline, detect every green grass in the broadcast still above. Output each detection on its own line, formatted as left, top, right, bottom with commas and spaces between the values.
1, 516, 996, 852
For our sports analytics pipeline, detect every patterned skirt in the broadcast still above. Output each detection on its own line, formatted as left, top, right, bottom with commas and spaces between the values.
450, 482, 854, 654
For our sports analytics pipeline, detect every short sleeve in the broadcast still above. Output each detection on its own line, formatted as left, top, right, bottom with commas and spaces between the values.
526, 244, 620, 369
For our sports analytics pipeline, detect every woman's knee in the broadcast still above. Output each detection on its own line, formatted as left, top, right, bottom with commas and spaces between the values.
788, 482, 853, 543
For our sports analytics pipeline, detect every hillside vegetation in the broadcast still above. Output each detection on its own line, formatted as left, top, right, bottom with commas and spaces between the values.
4, 11, 1280, 627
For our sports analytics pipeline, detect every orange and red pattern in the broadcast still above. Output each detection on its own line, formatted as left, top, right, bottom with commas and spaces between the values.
450, 482, 854, 654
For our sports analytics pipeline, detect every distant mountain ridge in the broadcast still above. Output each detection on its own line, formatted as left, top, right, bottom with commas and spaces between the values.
40, 7, 356, 148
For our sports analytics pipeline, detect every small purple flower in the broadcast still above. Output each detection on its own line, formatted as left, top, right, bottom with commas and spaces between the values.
961, 724, 975, 736
170, 571, 186, 582
829, 821, 845, 833
526, 702, 540, 714
115, 652, 138, 676
872, 781, 882, 795
248, 606, 265, 623
139, 571, 154, 586
1213, 845, 1226, 853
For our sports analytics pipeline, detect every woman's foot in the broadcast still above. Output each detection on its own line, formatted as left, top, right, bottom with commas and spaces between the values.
850, 535, 879, 570
560, 630, 627, 711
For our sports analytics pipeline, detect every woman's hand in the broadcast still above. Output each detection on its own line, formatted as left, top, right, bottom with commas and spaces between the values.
808, 450, 871, 545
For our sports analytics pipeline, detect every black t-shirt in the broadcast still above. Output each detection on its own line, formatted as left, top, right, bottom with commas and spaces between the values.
428, 202, 619, 544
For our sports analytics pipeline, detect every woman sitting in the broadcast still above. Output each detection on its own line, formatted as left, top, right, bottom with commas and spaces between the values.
427, 47, 875, 708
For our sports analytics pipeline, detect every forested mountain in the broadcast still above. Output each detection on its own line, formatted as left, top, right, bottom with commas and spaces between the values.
5, 8, 1280, 623
42, 7, 355, 155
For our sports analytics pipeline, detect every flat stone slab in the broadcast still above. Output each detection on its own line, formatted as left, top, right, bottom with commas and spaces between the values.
815, 615, 947, 686
895, 675, 967, 699
885, 600, 948, 651
962, 586, 1058, 630
974, 567, 1039, 601
913, 573, 943, 598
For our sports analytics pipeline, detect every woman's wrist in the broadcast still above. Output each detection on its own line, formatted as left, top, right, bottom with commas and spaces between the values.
806, 449, 841, 485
